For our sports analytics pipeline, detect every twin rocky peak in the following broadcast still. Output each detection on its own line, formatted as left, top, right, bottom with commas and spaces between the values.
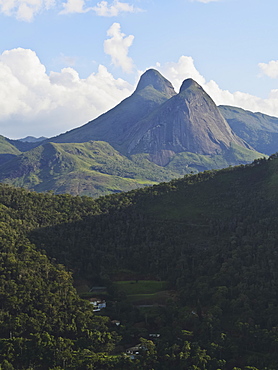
52, 69, 251, 166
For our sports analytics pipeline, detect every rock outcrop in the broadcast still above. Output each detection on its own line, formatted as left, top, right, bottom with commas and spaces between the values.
48, 70, 254, 166
126, 78, 250, 163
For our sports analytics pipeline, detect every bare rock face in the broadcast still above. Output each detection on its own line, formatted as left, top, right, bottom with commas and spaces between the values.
127, 78, 250, 161
50, 69, 176, 145
149, 150, 176, 166
49, 69, 253, 167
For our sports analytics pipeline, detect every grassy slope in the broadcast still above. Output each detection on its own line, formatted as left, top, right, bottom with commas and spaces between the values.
0, 137, 264, 197
0, 141, 161, 197
0, 135, 21, 155
114, 280, 168, 295
0, 135, 21, 165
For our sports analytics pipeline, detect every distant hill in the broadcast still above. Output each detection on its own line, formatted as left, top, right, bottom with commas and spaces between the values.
19, 135, 47, 143
220, 105, 278, 155
0, 135, 21, 165
0, 141, 182, 197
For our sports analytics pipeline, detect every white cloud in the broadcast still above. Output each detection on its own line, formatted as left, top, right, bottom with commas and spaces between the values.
0, 48, 133, 138
0, 0, 55, 21
60, 0, 86, 14
92, 0, 142, 17
190, 0, 221, 3
156, 56, 206, 91
56, 53, 77, 67
258, 60, 278, 79
59, 0, 142, 16
155, 56, 278, 118
104, 22, 135, 73
0, 0, 142, 19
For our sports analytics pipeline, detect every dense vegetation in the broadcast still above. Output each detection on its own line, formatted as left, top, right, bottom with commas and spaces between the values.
0, 201, 131, 369
1, 155, 278, 368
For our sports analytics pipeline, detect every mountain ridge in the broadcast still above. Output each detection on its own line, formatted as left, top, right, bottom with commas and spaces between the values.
220, 104, 278, 154
125, 78, 251, 163
49, 69, 176, 147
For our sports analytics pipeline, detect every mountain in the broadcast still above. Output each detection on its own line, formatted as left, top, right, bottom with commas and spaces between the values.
0, 139, 261, 196
124, 78, 253, 165
0, 135, 21, 165
220, 105, 278, 155
50, 69, 176, 147
46, 71, 263, 172
50, 71, 256, 162
19, 135, 47, 143
0, 70, 264, 196
0, 141, 183, 197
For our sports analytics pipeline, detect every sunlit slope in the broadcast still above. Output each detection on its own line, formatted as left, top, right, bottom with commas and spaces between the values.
0, 138, 263, 197
0, 141, 176, 196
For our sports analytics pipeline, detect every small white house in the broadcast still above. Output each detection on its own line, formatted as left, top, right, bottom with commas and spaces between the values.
89, 298, 107, 312
149, 333, 160, 338
126, 344, 143, 359
111, 320, 121, 326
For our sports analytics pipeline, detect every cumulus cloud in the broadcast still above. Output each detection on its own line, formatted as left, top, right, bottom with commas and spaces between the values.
0, 48, 133, 138
0, 0, 142, 19
0, 0, 55, 21
156, 56, 206, 91
104, 22, 135, 73
92, 0, 142, 17
60, 0, 142, 16
258, 60, 278, 79
155, 55, 278, 118
60, 0, 87, 14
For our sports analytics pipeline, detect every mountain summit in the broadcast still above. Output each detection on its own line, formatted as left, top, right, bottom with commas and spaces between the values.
125, 77, 251, 164
135, 69, 176, 97
49, 69, 175, 146
179, 78, 201, 93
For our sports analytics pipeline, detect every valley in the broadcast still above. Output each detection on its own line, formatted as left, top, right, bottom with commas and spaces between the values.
1, 70, 278, 369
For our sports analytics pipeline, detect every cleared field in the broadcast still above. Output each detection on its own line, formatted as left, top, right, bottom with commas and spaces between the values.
113, 280, 168, 295
113, 280, 171, 305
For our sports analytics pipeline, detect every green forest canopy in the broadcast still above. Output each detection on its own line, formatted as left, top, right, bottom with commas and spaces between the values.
1, 155, 278, 369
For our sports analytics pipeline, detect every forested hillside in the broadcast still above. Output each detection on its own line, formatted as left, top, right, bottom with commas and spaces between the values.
1, 155, 278, 368
0, 199, 135, 369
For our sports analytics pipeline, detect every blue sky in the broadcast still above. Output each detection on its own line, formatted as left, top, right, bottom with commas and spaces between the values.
0, 0, 278, 139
